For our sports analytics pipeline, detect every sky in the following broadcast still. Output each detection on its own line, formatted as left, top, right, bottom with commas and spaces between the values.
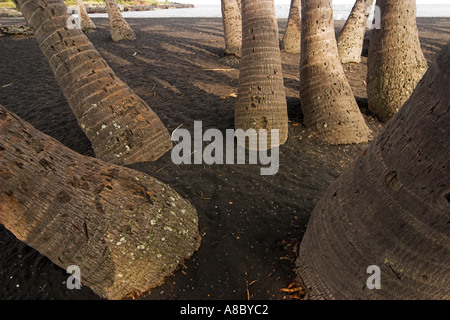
173, 0, 450, 5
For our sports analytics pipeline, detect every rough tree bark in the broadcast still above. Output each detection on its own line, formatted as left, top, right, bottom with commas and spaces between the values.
367, 0, 428, 122
76, 0, 96, 32
235, 0, 288, 150
105, 0, 136, 42
296, 42, 450, 299
14, 0, 172, 165
300, 0, 371, 145
0, 105, 201, 300
221, 0, 242, 57
281, 0, 301, 54
337, 0, 375, 64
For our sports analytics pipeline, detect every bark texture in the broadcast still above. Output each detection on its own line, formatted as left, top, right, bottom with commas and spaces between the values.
221, 0, 242, 57
0, 105, 201, 300
14, 0, 172, 165
235, 0, 288, 150
337, 0, 375, 64
296, 42, 450, 299
367, 0, 428, 122
300, 0, 371, 145
76, 0, 96, 32
281, 0, 301, 54
105, 0, 136, 42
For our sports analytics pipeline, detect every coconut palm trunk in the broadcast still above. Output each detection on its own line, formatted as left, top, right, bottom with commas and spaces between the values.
221, 0, 242, 57
105, 0, 136, 42
337, 0, 375, 64
13, 0, 172, 165
235, 0, 288, 150
367, 0, 428, 122
76, 0, 96, 32
0, 104, 200, 300
296, 42, 450, 300
300, 0, 370, 145
281, 0, 301, 54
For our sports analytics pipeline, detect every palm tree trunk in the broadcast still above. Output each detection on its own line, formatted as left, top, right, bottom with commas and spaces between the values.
367, 0, 428, 122
76, 0, 96, 32
337, 0, 375, 64
281, 0, 301, 54
296, 42, 450, 299
300, 0, 370, 145
14, 0, 172, 165
235, 0, 288, 150
105, 0, 136, 42
0, 104, 200, 300
221, 0, 242, 57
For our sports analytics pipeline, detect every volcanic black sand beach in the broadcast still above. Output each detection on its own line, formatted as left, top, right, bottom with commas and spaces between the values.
0, 17, 449, 300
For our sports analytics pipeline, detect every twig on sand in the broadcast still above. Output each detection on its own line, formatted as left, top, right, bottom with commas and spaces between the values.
245, 279, 257, 300
171, 123, 184, 141
199, 192, 211, 200
156, 164, 169, 173
2, 80, 15, 88
124, 289, 145, 300
281, 281, 305, 300
280, 287, 302, 293
246, 279, 250, 300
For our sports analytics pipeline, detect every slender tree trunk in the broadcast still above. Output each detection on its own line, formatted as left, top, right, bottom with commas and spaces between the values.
300, 0, 371, 145
281, 0, 301, 54
0, 105, 201, 300
367, 0, 428, 122
105, 0, 136, 42
14, 0, 172, 165
221, 0, 242, 57
235, 0, 288, 150
296, 42, 450, 299
76, 0, 96, 32
337, 0, 375, 64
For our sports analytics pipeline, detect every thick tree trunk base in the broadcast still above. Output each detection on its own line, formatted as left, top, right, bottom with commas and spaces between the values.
106, 0, 136, 42
0, 105, 200, 300
15, 0, 171, 165
367, 0, 428, 122
76, 0, 97, 33
281, 0, 301, 54
110, 24, 136, 42
296, 43, 450, 300
337, 0, 374, 64
300, 0, 371, 145
235, 0, 289, 150
221, 0, 242, 59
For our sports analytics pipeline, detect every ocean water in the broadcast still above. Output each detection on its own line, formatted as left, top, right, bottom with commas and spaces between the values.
88, 4, 450, 19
